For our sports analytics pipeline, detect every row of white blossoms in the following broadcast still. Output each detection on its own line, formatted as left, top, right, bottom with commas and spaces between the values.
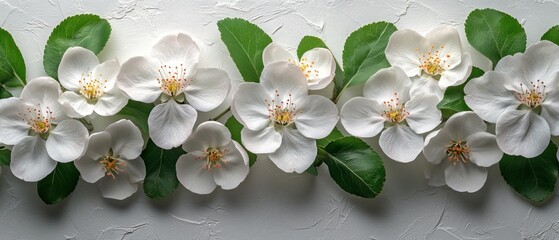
1, 25, 558, 199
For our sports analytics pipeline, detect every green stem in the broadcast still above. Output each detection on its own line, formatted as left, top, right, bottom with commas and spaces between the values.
212, 107, 232, 121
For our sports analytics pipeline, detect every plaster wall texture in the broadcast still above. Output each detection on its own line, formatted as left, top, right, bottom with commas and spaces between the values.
0, 0, 558, 239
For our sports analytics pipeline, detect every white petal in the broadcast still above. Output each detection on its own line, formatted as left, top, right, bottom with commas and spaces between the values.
58, 47, 100, 91
93, 59, 120, 91
10, 136, 57, 182
74, 155, 105, 183
425, 26, 463, 69
385, 29, 431, 77
340, 97, 385, 138
0, 97, 29, 145
541, 91, 559, 135
268, 128, 316, 173
59, 91, 94, 118
241, 126, 281, 154
379, 125, 423, 163
444, 163, 487, 193
404, 94, 441, 134
233, 140, 250, 165
496, 110, 550, 158
260, 62, 308, 100
105, 119, 144, 159
363, 66, 412, 102
212, 142, 250, 190
94, 88, 128, 116
98, 174, 139, 200
439, 52, 472, 89
185, 68, 230, 112
444, 111, 487, 140
309, 59, 337, 90
262, 42, 296, 65
20, 77, 67, 121
301, 48, 335, 90
409, 76, 444, 101
464, 71, 520, 123
46, 119, 89, 162
125, 157, 147, 183
84, 131, 111, 161
232, 83, 271, 131
467, 132, 503, 167
183, 121, 232, 153
294, 95, 338, 139
148, 101, 197, 149
423, 129, 451, 165
117, 56, 162, 103
176, 153, 217, 194
425, 162, 447, 187
151, 33, 200, 78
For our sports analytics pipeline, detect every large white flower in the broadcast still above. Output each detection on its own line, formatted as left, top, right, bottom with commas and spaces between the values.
0, 77, 89, 182
177, 121, 249, 194
58, 47, 128, 118
117, 33, 230, 149
263, 42, 335, 90
464, 41, 559, 158
74, 119, 146, 200
340, 66, 441, 163
233, 62, 338, 173
423, 111, 503, 193
385, 26, 472, 101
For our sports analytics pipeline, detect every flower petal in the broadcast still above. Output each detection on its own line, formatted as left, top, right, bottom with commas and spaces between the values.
241, 126, 281, 154
125, 157, 146, 183
385, 29, 431, 77
541, 90, 559, 136
232, 83, 271, 131
84, 131, 111, 161
340, 97, 385, 138
425, 162, 447, 187
21, 77, 67, 121
117, 56, 162, 103
92, 59, 120, 91
58, 47, 100, 91
425, 26, 463, 69
183, 121, 232, 153
496, 110, 550, 158
74, 155, 105, 183
151, 33, 200, 77
105, 119, 144, 159
363, 66, 412, 102
301, 48, 335, 90
148, 101, 197, 149
59, 91, 94, 118
444, 111, 487, 140
294, 95, 338, 139
176, 153, 217, 194
268, 128, 316, 173
379, 125, 423, 163
94, 88, 128, 116
409, 76, 444, 101
444, 163, 487, 193
10, 136, 56, 182
212, 141, 250, 190
46, 119, 89, 163
185, 68, 230, 112
98, 174, 139, 200
467, 132, 503, 167
260, 62, 308, 100
423, 129, 451, 165
404, 94, 441, 134
262, 42, 296, 65
439, 52, 472, 89
0, 97, 29, 146
464, 71, 520, 123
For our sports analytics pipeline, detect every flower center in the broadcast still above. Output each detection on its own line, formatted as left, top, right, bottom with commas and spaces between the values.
157, 64, 190, 97
515, 80, 547, 109
446, 140, 470, 165
19, 103, 55, 135
79, 72, 108, 100
290, 58, 319, 81
381, 92, 408, 123
417, 45, 451, 78
197, 147, 230, 170
265, 90, 299, 126
99, 153, 126, 179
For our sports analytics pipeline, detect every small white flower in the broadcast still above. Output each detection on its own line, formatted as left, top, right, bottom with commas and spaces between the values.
385, 26, 473, 101
263, 42, 335, 90
74, 119, 146, 200
117, 33, 230, 149
0, 77, 89, 182
423, 111, 503, 193
232, 62, 339, 173
340, 66, 441, 163
177, 121, 249, 194
464, 41, 559, 158
58, 47, 128, 118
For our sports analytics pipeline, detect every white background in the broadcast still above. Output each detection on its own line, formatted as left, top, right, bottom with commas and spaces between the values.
1, 0, 559, 239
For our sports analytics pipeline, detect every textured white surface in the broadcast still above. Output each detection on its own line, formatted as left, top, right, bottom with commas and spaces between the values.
1, 0, 559, 239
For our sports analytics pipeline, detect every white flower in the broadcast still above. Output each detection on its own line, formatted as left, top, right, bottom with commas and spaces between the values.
385, 26, 473, 101
423, 111, 503, 193
176, 121, 249, 194
58, 47, 128, 118
263, 42, 335, 90
340, 66, 441, 163
232, 62, 339, 173
117, 33, 230, 149
74, 119, 146, 200
0, 77, 89, 182
464, 41, 559, 158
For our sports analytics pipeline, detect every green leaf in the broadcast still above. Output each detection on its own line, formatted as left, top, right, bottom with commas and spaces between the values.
37, 162, 80, 205
437, 67, 484, 116
142, 140, 184, 199
499, 143, 558, 203
43, 14, 111, 79
321, 136, 385, 198
297, 35, 345, 99
217, 18, 272, 83
0, 28, 26, 87
542, 25, 559, 45
316, 127, 344, 148
0, 147, 10, 166
116, 100, 153, 138
0, 86, 12, 99
341, 22, 397, 99
225, 116, 256, 166
465, 9, 526, 68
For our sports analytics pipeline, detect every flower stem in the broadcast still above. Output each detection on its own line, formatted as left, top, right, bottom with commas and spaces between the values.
211, 107, 231, 121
